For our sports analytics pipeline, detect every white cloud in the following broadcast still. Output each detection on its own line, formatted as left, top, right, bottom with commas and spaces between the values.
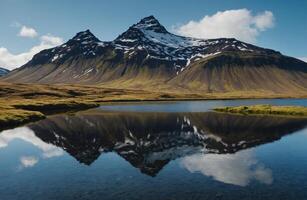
254, 11, 274, 31
0, 34, 63, 70
18, 25, 38, 38
181, 150, 273, 186
41, 35, 63, 44
299, 57, 307, 62
174, 9, 274, 43
20, 156, 38, 168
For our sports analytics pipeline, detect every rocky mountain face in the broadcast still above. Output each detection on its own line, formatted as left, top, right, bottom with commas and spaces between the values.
28, 111, 307, 176
2, 16, 307, 93
0, 67, 9, 76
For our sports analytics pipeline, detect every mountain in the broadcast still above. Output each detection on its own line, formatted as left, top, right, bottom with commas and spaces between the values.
28, 111, 307, 176
2, 16, 307, 94
0, 67, 9, 77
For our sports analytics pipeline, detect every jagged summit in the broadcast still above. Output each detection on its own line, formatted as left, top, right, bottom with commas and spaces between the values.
21, 29, 106, 67
113, 16, 278, 72
71, 29, 100, 43
23, 16, 279, 69
132, 15, 168, 33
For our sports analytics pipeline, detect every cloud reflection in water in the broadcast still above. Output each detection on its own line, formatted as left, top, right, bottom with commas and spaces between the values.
0, 127, 64, 163
181, 149, 273, 186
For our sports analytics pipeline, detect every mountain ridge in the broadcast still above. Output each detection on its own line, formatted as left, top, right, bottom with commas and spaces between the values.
2, 15, 307, 94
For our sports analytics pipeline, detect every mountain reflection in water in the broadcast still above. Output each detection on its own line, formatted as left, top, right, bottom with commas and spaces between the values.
1, 111, 307, 180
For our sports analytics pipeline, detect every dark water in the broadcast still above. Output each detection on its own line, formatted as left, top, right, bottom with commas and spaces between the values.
1, 99, 307, 200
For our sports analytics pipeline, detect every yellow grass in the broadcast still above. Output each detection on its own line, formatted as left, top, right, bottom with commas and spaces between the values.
0, 104, 45, 129
0, 81, 306, 130
214, 105, 307, 117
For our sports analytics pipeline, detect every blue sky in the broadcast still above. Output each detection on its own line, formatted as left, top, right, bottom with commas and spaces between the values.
0, 0, 306, 69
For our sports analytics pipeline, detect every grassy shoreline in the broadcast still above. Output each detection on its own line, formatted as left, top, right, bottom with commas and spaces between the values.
0, 101, 99, 131
1, 82, 307, 131
0, 107, 45, 131
214, 105, 307, 117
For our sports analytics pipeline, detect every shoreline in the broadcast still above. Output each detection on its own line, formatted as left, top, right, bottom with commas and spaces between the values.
214, 105, 307, 118
0, 102, 99, 132
1, 98, 307, 132
1, 82, 306, 131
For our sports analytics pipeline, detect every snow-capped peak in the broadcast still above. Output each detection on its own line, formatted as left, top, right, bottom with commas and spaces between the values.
132, 15, 168, 33
112, 16, 280, 74
22, 16, 280, 72
25, 29, 108, 65
71, 29, 100, 43
46, 30, 104, 63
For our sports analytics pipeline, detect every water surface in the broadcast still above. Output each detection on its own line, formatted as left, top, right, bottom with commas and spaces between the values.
99, 98, 307, 112
1, 99, 307, 200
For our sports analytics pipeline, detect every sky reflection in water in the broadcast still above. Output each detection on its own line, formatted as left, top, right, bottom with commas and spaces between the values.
1, 99, 307, 200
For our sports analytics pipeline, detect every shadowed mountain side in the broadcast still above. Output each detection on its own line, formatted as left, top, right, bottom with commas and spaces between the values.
28, 111, 307, 176
3, 47, 307, 95
169, 54, 307, 93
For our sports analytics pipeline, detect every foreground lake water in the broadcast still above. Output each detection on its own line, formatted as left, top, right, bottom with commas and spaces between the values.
1, 99, 307, 200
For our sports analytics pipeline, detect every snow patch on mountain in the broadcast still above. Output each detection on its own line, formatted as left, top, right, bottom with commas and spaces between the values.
21, 15, 280, 76
113, 16, 268, 74
0, 67, 9, 76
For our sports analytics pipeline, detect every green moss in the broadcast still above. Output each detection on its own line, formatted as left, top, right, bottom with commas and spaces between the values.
13, 101, 99, 114
0, 99, 99, 130
214, 105, 307, 117
0, 109, 45, 131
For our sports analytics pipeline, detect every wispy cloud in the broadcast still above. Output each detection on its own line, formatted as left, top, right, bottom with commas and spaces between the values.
10, 21, 21, 28
20, 156, 39, 168
40, 34, 63, 45
18, 25, 38, 38
0, 34, 63, 70
174, 9, 274, 43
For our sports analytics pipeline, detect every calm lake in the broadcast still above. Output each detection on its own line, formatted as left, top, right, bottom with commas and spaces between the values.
1, 99, 307, 200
